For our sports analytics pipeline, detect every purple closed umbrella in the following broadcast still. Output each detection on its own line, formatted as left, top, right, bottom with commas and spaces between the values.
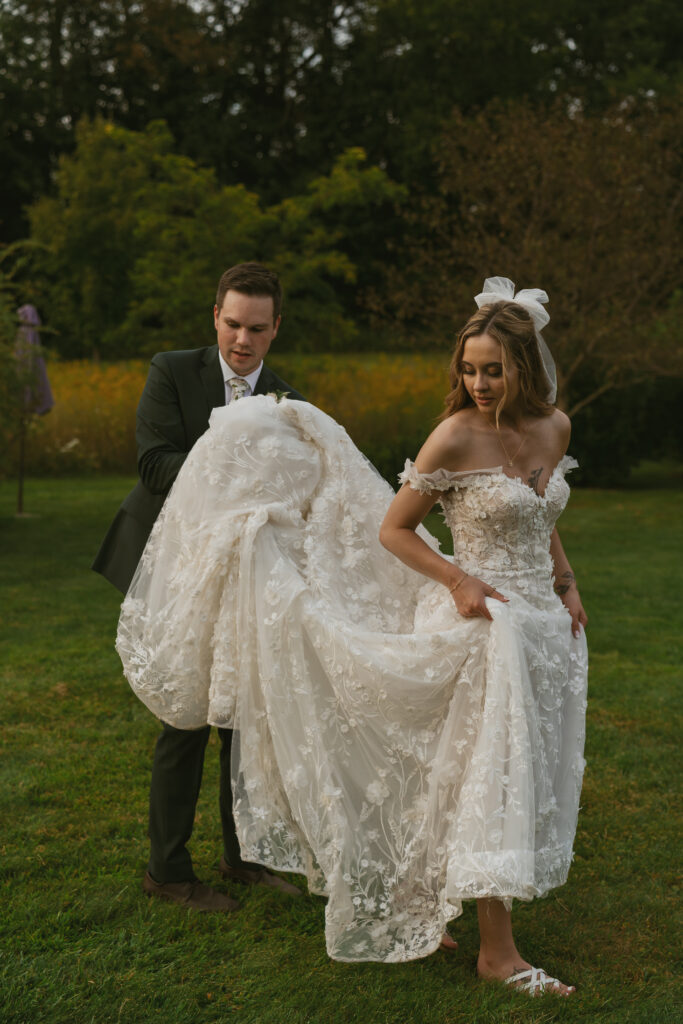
17, 304, 54, 415
15, 304, 54, 514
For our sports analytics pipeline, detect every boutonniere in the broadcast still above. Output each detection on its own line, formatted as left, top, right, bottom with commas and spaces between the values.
268, 390, 290, 402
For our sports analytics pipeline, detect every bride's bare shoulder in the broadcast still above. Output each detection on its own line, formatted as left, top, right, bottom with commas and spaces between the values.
414, 409, 478, 473
545, 408, 572, 449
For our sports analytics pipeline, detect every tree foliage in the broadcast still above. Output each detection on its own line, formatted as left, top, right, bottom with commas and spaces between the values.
378, 97, 683, 414
2, 0, 682, 240
28, 118, 404, 357
1, 1, 680, 479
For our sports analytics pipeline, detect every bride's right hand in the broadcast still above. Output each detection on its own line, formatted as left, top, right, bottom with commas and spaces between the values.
448, 574, 508, 621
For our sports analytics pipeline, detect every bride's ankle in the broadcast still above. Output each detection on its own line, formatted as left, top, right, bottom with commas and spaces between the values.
477, 950, 530, 981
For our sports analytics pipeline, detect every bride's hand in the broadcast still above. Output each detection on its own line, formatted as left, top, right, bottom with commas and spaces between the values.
558, 587, 588, 638
448, 574, 508, 621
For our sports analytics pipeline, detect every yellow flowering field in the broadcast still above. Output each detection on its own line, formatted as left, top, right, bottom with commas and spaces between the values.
271, 352, 450, 479
21, 360, 148, 475
19, 353, 452, 481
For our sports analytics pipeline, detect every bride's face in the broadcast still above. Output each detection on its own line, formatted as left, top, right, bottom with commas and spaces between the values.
461, 333, 520, 414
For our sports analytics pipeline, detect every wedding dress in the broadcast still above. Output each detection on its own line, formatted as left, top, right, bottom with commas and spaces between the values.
117, 396, 587, 962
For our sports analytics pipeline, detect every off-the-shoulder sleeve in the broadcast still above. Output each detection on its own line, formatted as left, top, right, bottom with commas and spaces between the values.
398, 459, 458, 494
398, 459, 500, 494
558, 455, 579, 475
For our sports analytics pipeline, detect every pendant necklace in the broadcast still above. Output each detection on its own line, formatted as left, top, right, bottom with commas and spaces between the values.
488, 420, 526, 467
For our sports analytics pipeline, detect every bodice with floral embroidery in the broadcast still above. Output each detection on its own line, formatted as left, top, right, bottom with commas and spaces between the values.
400, 456, 578, 604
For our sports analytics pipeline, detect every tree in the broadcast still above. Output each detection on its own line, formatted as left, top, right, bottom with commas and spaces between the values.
379, 97, 683, 414
128, 144, 405, 351
28, 119, 179, 358
0, 0, 227, 241
3, 0, 682, 242
27, 119, 404, 357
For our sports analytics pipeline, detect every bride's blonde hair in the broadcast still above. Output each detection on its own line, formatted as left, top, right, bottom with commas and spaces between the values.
440, 301, 554, 421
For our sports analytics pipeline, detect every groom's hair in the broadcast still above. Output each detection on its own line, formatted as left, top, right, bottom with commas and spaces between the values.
215, 263, 282, 321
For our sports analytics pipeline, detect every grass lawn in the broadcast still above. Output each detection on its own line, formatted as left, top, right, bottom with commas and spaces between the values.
1, 476, 681, 1024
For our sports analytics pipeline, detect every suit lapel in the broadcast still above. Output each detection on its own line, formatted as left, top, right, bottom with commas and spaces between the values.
200, 346, 226, 411
254, 365, 278, 396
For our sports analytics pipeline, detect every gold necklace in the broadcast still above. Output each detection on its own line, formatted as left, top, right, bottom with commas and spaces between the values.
487, 420, 526, 467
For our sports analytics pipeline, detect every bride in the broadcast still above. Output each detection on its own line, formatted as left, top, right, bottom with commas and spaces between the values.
117, 278, 587, 996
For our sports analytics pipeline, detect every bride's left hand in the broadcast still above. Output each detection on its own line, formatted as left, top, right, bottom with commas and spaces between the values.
560, 588, 588, 639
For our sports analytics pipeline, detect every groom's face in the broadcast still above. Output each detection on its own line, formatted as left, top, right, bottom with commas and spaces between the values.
214, 289, 281, 377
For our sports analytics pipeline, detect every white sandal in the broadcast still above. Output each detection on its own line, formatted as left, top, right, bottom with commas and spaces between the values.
505, 966, 575, 996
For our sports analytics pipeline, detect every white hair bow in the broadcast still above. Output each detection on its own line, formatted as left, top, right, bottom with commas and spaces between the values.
474, 276, 557, 403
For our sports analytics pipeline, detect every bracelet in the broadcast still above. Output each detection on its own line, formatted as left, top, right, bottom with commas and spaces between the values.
448, 573, 468, 594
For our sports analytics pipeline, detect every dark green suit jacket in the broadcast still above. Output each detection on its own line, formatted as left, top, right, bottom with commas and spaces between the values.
92, 345, 304, 594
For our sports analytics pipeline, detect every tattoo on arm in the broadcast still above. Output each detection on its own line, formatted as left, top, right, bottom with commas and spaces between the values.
528, 467, 543, 494
554, 570, 576, 596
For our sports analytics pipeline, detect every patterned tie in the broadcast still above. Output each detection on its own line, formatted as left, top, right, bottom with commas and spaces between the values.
228, 377, 249, 402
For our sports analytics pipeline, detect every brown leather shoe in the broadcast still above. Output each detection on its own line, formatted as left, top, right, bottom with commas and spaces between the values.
142, 871, 240, 912
219, 857, 302, 896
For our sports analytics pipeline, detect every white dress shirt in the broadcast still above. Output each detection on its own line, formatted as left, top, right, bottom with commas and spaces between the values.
218, 352, 263, 404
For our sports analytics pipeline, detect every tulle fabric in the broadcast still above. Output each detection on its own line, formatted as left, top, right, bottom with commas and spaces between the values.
117, 396, 587, 962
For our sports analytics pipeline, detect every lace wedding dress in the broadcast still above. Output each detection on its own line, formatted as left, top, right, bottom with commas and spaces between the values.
117, 396, 587, 962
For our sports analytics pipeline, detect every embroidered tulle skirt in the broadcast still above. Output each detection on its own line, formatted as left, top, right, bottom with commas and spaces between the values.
117, 397, 587, 961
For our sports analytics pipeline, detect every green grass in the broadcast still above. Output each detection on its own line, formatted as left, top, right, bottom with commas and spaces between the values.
1, 478, 681, 1024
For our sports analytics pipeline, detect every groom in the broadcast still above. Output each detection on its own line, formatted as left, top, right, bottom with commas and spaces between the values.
93, 263, 304, 910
